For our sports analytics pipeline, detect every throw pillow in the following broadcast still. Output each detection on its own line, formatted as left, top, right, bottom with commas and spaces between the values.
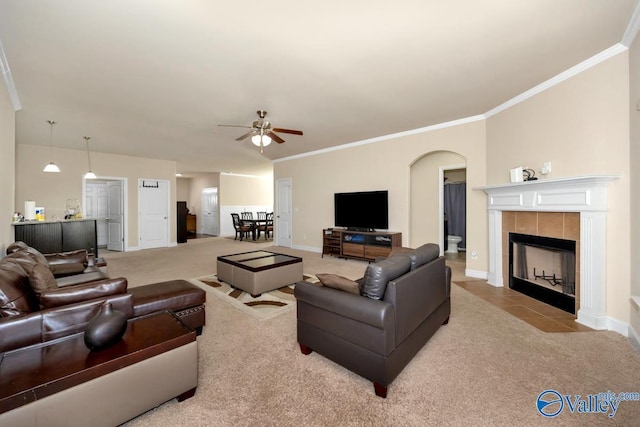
29, 263, 58, 293
316, 273, 360, 295
361, 254, 411, 300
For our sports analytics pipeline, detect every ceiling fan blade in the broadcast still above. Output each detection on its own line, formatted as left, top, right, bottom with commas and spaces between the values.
218, 124, 252, 129
267, 131, 285, 144
236, 130, 258, 141
272, 127, 303, 136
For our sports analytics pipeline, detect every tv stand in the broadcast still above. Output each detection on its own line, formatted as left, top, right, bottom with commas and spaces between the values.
322, 229, 402, 261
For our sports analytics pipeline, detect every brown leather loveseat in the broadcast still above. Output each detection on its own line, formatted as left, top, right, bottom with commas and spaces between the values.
0, 241, 206, 354
294, 243, 451, 398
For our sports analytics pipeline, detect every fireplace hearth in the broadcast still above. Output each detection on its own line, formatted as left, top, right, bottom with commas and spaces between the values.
509, 233, 576, 314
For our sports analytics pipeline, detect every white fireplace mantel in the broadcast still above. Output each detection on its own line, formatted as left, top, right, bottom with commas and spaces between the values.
475, 175, 619, 330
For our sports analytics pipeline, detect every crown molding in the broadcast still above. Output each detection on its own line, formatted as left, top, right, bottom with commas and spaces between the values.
622, 0, 640, 47
0, 38, 21, 111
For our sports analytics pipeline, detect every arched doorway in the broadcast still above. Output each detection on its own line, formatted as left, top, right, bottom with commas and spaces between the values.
409, 150, 466, 254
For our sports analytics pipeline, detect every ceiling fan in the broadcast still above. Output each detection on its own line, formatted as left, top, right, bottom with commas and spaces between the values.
218, 110, 303, 152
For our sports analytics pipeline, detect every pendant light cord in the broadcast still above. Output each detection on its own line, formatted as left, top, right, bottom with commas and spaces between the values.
84, 136, 92, 170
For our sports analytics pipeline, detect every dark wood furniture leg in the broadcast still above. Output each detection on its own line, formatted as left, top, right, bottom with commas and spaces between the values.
299, 343, 313, 355
177, 387, 197, 402
373, 383, 388, 398
442, 316, 450, 325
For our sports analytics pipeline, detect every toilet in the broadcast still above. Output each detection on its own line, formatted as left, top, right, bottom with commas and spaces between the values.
446, 235, 462, 253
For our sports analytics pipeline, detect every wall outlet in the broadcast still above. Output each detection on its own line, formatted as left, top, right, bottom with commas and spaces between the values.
541, 162, 552, 175
471, 250, 478, 260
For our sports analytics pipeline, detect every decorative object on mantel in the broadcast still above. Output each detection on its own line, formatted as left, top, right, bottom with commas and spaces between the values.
83, 136, 97, 179
43, 120, 61, 173
84, 302, 127, 351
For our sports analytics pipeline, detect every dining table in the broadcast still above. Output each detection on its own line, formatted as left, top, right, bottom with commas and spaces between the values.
241, 218, 268, 240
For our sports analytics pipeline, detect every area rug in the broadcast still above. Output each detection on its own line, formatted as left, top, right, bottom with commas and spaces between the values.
190, 274, 318, 321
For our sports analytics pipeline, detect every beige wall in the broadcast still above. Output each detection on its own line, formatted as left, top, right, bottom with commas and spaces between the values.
219, 173, 273, 206
410, 151, 465, 247
629, 34, 640, 343
176, 177, 191, 206
486, 51, 631, 323
189, 174, 220, 216
15, 144, 178, 248
274, 120, 487, 272
0, 82, 15, 255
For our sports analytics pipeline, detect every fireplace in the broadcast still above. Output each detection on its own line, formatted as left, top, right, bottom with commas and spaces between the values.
509, 232, 576, 314
476, 175, 618, 330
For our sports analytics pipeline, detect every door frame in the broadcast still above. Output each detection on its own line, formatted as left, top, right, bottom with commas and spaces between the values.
82, 176, 128, 251
439, 163, 466, 256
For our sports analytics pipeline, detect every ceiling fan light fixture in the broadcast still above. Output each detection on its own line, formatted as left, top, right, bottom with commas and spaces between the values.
251, 134, 272, 147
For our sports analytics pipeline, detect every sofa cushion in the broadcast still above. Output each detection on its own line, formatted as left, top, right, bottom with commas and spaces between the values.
46, 250, 89, 277
29, 263, 59, 293
0, 259, 39, 316
316, 273, 360, 295
38, 277, 128, 309
361, 254, 411, 300
48, 262, 87, 277
6, 241, 29, 255
408, 243, 440, 270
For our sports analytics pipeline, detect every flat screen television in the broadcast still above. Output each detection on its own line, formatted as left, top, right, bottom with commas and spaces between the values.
334, 190, 388, 231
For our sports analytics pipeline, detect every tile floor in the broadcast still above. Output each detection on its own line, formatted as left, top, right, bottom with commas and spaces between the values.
445, 252, 594, 333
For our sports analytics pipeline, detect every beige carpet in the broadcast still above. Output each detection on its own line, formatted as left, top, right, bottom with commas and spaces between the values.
101, 238, 640, 426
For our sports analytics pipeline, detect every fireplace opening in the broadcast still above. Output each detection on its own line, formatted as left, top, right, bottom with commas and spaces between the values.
508, 233, 576, 314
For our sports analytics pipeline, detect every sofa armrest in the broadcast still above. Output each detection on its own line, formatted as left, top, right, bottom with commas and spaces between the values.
41, 293, 134, 342
384, 256, 448, 344
38, 277, 128, 309
0, 312, 43, 353
294, 281, 393, 329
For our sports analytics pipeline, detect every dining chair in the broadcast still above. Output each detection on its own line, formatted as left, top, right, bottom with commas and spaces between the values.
241, 212, 253, 220
231, 213, 252, 241
256, 211, 267, 220
262, 212, 274, 240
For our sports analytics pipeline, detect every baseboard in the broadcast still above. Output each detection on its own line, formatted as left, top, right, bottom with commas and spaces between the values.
169, 241, 178, 247
606, 316, 629, 337
292, 244, 322, 254
629, 323, 640, 352
465, 269, 488, 280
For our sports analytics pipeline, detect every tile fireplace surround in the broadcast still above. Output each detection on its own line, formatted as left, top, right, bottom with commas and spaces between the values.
476, 175, 618, 331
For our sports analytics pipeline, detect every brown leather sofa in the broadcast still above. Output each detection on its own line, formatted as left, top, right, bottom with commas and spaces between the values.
0, 242, 206, 353
294, 243, 451, 397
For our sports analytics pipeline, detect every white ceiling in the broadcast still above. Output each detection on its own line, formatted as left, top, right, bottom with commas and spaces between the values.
1, 1, 638, 176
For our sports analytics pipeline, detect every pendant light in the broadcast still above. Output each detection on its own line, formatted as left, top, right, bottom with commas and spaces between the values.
83, 136, 97, 179
43, 120, 61, 172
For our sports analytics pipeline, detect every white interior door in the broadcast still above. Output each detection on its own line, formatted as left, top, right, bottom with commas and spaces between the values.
138, 179, 169, 249
201, 187, 218, 235
85, 182, 109, 247
107, 181, 124, 252
276, 178, 292, 247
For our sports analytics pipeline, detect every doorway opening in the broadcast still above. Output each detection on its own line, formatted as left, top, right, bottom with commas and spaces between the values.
439, 165, 466, 257
83, 177, 127, 252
